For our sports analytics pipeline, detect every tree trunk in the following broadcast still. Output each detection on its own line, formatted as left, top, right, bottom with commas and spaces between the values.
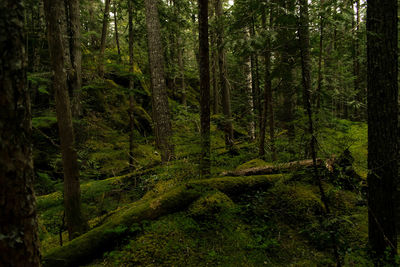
178, 38, 187, 107
259, 8, 276, 160
315, 0, 324, 115
299, 1, 341, 265
367, 0, 398, 262
198, 0, 211, 177
128, 0, 135, 170
210, 8, 219, 115
67, 0, 82, 118
352, 0, 361, 120
244, 28, 255, 141
0, 1, 41, 265
114, 0, 121, 60
99, 0, 111, 77
250, 18, 261, 138
215, 0, 234, 149
44, 0, 88, 240
144, 0, 175, 163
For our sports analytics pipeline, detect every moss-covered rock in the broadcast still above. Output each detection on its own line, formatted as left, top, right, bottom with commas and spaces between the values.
189, 191, 234, 220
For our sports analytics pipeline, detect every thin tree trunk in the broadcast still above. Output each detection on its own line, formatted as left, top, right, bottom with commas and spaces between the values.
68, 0, 82, 118
353, 0, 361, 120
315, 0, 324, 115
244, 28, 255, 141
215, 0, 234, 149
177, 36, 187, 107
0, 1, 41, 265
259, 7, 276, 161
198, 0, 210, 177
210, 8, 219, 114
250, 18, 261, 137
144, 0, 175, 163
128, 0, 135, 170
99, 0, 111, 77
367, 0, 398, 262
114, 0, 121, 60
44, 0, 88, 240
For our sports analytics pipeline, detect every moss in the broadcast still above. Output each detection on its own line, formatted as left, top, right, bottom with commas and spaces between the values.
189, 191, 234, 220
42, 175, 281, 266
235, 158, 268, 171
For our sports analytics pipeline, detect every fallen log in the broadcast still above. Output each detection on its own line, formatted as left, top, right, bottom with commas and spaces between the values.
221, 159, 327, 177
43, 175, 282, 267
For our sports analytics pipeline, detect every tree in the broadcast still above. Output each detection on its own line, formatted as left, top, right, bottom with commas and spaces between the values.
367, 0, 398, 262
243, 28, 256, 141
67, 0, 83, 118
215, 0, 234, 149
44, 0, 88, 239
198, 0, 211, 177
99, 0, 111, 77
0, 1, 41, 265
128, 0, 135, 170
144, 0, 175, 163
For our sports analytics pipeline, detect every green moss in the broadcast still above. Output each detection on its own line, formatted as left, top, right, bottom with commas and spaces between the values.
189, 191, 234, 219
235, 158, 268, 171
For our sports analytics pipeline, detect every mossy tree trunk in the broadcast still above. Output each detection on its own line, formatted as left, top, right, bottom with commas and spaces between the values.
0, 1, 41, 265
99, 0, 111, 77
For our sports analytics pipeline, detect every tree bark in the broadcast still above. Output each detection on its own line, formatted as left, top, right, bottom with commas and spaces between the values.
198, 0, 211, 177
44, 0, 88, 240
215, 0, 234, 149
67, 0, 82, 118
178, 38, 187, 107
367, 0, 398, 262
144, 0, 175, 163
210, 7, 219, 114
99, 0, 111, 77
259, 7, 276, 160
244, 28, 255, 141
0, 1, 41, 265
128, 0, 135, 170
315, 0, 324, 115
114, 0, 121, 60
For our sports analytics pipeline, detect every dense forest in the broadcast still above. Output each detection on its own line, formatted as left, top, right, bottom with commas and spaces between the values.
0, 0, 398, 266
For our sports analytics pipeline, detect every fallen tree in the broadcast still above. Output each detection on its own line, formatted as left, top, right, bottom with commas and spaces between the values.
220, 159, 327, 177
42, 174, 282, 267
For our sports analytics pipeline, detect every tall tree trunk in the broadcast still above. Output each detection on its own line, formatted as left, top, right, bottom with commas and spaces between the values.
198, 0, 210, 177
244, 28, 255, 141
128, 0, 135, 170
210, 7, 219, 114
352, 0, 361, 120
259, 7, 276, 160
367, 0, 398, 262
144, 0, 175, 163
44, 0, 88, 240
299, 0, 341, 264
178, 40, 187, 107
215, 0, 234, 149
99, 0, 111, 77
250, 18, 261, 137
68, 0, 82, 118
315, 0, 324, 115
114, 0, 121, 60
0, 1, 41, 265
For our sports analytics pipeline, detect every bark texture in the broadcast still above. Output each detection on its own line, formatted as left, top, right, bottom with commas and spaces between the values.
44, 0, 88, 240
128, 0, 135, 170
67, 0, 82, 117
99, 0, 111, 77
215, 0, 234, 148
0, 1, 41, 265
367, 0, 398, 261
244, 29, 255, 141
198, 0, 211, 176
144, 0, 175, 163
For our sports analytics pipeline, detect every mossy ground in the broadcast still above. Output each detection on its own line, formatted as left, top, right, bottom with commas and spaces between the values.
37, 114, 372, 266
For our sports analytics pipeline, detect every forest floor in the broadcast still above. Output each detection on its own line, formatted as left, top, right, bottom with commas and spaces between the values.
36, 107, 372, 266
